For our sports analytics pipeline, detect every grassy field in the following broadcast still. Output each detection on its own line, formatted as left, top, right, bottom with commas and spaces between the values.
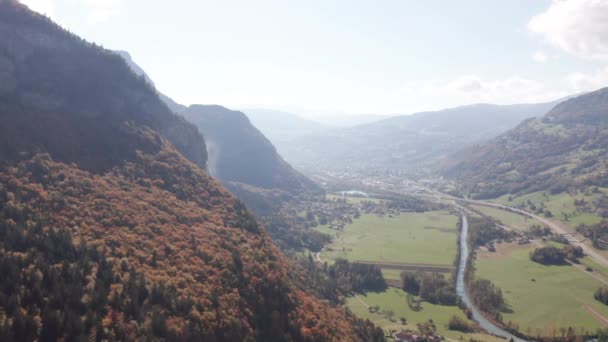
381, 269, 403, 281
476, 245, 608, 336
346, 288, 504, 341
471, 205, 545, 231
313, 222, 338, 237
319, 211, 459, 265
580, 256, 608, 277
493, 190, 605, 227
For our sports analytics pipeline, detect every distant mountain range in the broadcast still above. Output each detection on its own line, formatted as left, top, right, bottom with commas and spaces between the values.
241, 108, 329, 145
278, 100, 569, 174
442, 88, 608, 199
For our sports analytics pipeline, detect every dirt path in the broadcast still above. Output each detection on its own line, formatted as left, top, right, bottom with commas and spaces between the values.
354, 260, 454, 273
315, 251, 323, 263
570, 261, 608, 286
583, 305, 608, 326
354, 294, 370, 309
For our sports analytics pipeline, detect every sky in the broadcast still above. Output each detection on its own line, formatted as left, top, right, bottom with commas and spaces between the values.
19, 0, 608, 118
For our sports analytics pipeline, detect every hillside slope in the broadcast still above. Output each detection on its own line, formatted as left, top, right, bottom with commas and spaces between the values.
181, 105, 322, 214
443, 88, 608, 199
0, 1, 381, 341
116, 55, 322, 213
281, 101, 564, 174
0, 11, 206, 170
182, 105, 318, 192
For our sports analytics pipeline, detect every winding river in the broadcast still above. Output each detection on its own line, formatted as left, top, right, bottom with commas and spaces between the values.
456, 214, 527, 342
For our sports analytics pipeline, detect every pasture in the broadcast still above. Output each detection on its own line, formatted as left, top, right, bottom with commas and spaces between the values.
320, 211, 459, 266
346, 287, 504, 341
493, 190, 605, 227
470, 204, 546, 231
476, 244, 608, 336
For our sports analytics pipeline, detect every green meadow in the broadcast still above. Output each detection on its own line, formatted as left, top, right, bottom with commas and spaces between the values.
346, 287, 504, 341
471, 204, 546, 231
319, 211, 458, 266
476, 245, 608, 336
493, 190, 606, 227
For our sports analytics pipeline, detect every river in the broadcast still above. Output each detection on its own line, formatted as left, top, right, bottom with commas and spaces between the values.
456, 214, 527, 342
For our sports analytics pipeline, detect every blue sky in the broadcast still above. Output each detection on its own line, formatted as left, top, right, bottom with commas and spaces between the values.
20, 0, 608, 117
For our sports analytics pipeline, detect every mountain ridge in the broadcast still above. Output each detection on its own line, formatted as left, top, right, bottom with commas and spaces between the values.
279, 99, 568, 174
181, 104, 323, 215
442, 87, 608, 199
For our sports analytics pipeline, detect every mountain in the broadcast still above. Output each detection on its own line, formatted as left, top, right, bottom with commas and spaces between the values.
241, 108, 328, 147
116, 51, 325, 249
0, 18, 206, 170
115, 55, 322, 212
305, 113, 392, 128
280, 101, 566, 174
0, 1, 382, 340
181, 105, 322, 214
443, 88, 608, 199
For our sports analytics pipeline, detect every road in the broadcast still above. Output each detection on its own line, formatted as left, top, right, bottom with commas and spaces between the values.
408, 184, 608, 268
456, 198, 608, 268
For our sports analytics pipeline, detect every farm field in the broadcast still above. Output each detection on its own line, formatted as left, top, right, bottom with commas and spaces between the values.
470, 205, 545, 231
346, 287, 504, 341
381, 269, 403, 281
476, 244, 608, 336
580, 256, 608, 277
493, 190, 606, 227
319, 211, 459, 266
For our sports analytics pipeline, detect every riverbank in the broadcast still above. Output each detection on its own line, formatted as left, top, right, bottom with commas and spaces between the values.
456, 213, 526, 342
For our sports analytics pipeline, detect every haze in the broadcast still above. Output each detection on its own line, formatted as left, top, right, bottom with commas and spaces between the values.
21, 0, 608, 117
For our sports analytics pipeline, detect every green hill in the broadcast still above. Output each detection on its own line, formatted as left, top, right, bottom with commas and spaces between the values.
443, 87, 608, 200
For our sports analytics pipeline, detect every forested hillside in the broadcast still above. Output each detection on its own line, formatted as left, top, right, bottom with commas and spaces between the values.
443, 88, 608, 199
182, 105, 319, 194
117, 49, 327, 251
181, 105, 322, 214
0, 1, 383, 340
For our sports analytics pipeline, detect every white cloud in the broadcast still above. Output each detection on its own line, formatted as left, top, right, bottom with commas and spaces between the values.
532, 51, 548, 63
528, 0, 608, 60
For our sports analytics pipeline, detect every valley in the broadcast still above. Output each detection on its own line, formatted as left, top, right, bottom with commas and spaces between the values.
302, 167, 608, 341
2, 1, 607, 341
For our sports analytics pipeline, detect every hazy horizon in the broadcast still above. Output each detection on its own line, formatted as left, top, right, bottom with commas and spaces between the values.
20, 0, 608, 117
